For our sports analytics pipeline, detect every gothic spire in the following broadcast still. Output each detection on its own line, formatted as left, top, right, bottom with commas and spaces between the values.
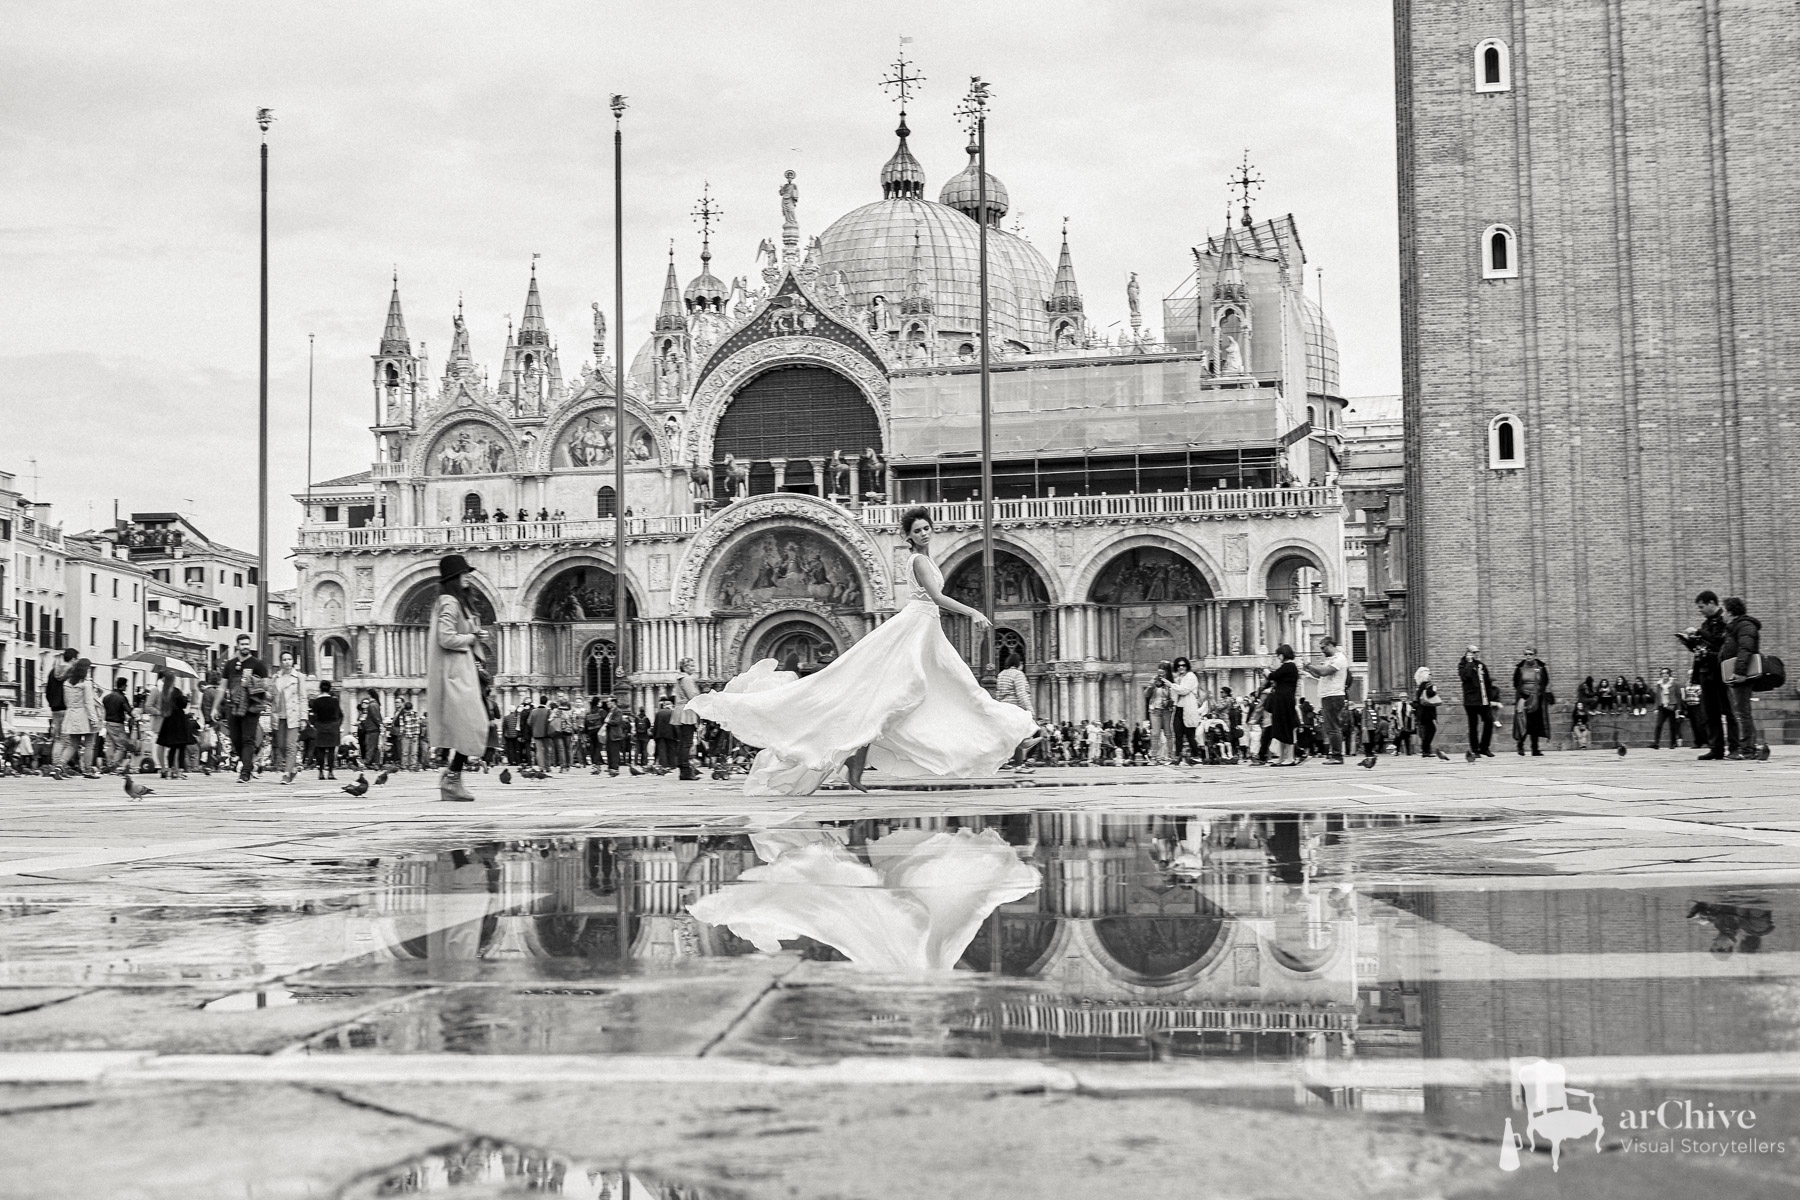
1047, 218, 1083, 314
379, 271, 410, 355
900, 224, 933, 315
1213, 226, 1247, 301
518, 260, 550, 348
655, 242, 685, 333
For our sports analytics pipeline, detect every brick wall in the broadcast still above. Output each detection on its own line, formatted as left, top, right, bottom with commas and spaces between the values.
1397, 0, 1800, 733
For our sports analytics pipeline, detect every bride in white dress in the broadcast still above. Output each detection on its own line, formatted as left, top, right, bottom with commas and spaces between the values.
687, 507, 1037, 795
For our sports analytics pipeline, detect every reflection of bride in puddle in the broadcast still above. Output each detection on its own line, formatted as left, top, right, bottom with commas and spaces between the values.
687, 828, 1041, 974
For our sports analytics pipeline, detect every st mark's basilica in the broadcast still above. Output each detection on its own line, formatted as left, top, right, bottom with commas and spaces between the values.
293, 89, 1350, 721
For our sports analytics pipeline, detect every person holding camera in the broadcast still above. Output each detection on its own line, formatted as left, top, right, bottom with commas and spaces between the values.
1677, 590, 1737, 760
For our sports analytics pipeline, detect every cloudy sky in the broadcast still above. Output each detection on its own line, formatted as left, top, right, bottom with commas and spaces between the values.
2, 0, 1397, 577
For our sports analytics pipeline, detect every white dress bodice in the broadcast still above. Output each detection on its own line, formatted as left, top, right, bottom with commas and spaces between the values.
907, 553, 941, 604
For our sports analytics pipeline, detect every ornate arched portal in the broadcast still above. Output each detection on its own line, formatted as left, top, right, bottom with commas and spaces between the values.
531, 565, 639, 692
943, 550, 1053, 674
712, 365, 882, 501
1088, 545, 1215, 705
390, 579, 500, 681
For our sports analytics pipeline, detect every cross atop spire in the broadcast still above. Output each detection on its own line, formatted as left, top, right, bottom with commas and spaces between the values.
880, 40, 924, 111
691, 183, 723, 265
1228, 151, 1263, 229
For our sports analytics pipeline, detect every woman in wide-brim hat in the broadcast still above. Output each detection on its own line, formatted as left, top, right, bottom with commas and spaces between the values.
426, 553, 492, 802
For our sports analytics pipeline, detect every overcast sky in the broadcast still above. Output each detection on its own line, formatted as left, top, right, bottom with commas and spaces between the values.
1, 0, 1397, 578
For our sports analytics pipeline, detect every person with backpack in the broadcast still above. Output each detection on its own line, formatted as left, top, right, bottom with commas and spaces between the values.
1721, 596, 1767, 761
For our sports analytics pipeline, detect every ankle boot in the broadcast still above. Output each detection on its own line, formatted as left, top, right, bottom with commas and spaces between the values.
438, 768, 476, 802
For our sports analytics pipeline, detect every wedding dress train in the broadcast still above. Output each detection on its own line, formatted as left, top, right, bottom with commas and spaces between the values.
687, 554, 1036, 796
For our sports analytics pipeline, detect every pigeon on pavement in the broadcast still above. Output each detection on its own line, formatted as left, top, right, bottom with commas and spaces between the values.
374, 771, 391, 785
341, 774, 370, 797
499, 768, 513, 784
1614, 741, 1627, 757
123, 774, 154, 799
1359, 755, 1377, 769
1464, 750, 1478, 763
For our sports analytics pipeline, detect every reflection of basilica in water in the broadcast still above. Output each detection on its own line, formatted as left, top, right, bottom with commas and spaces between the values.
303, 811, 1426, 1088
292, 59, 1347, 717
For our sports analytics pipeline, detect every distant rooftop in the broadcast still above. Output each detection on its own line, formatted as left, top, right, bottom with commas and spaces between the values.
311, 471, 373, 489
1344, 394, 1402, 424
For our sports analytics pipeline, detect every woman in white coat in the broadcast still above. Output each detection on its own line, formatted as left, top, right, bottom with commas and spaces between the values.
1169, 656, 1204, 765
425, 554, 493, 802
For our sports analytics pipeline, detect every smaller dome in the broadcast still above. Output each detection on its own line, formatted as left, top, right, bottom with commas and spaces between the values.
938, 139, 1009, 223
1300, 294, 1341, 399
684, 255, 727, 312
880, 117, 926, 200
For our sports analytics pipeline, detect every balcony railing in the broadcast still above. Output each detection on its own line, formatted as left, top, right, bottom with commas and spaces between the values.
295, 488, 1341, 553
295, 513, 708, 550
19, 517, 61, 546
860, 486, 1342, 529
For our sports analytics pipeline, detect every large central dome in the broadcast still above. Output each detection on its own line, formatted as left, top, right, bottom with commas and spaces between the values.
816, 197, 1057, 353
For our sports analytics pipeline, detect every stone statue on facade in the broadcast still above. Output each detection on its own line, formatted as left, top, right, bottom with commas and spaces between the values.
779, 170, 799, 227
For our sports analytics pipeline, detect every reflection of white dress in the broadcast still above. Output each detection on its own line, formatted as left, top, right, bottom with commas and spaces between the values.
687, 554, 1037, 796
687, 829, 1041, 973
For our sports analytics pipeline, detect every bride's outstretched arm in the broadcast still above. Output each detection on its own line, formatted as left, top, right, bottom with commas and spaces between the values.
914, 556, 990, 628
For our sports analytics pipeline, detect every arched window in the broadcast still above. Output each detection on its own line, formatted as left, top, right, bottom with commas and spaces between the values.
1475, 38, 1512, 92
461, 492, 482, 520
1489, 414, 1523, 469
584, 640, 617, 696
1482, 225, 1519, 279
596, 486, 617, 518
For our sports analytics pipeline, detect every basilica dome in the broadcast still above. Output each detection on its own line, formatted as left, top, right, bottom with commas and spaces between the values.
816, 197, 1056, 352
1299, 294, 1341, 398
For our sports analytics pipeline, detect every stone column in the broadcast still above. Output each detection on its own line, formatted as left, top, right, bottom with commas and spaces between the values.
808, 457, 826, 496
771, 459, 787, 491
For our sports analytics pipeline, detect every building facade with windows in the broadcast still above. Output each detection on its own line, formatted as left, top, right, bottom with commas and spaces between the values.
1396, 0, 1800, 682
12, 502, 67, 710
117, 514, 261, 670
63, 533, 154, 696
0, 473, 20, 708
296, 104, 1351, 720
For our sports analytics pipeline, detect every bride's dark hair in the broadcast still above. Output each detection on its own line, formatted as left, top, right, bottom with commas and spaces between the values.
900, 506, 932, 537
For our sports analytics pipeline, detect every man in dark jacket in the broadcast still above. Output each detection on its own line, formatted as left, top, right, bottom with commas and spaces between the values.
1458, 644, 1500, 758
1678, 590, 1737, 760
650, 697, 676, 773
1721, 596, 1765, 760
216, 634, 269, 783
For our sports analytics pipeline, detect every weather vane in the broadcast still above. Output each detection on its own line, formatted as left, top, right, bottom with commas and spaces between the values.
880, 40, 925, 111
1228, 150, 1263, 227
955, 76, 994, 135
255, 107, 275, 136
609, 94, 629, 122
691, 182, 723, 252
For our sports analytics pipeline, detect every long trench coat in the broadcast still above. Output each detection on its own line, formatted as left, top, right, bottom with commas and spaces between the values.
1513, 659, 1552, 739
426, 592, 490, 757
61, 678, 104, 736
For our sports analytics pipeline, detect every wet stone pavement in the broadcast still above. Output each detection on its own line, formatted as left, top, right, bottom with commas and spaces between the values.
4, 755, 1800, 1197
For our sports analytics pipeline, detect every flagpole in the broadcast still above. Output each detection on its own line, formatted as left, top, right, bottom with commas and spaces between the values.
961, 79, 996, 687
256, 108, 273, 664
611, 95, 630, 701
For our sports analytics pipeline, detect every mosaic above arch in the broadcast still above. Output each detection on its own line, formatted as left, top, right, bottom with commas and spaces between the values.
553, 410, 657, 469
427, 420, 515, 476
1090, 547, 1214, 604
713, 529, 863, 612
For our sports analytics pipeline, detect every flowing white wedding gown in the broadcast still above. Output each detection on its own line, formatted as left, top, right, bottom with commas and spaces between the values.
687, 827, 1042, 974
687, 553, 1037, 796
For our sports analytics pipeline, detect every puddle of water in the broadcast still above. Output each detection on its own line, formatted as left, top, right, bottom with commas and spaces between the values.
13, 811, 1800, 1093
340, 1136, 733, 1197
